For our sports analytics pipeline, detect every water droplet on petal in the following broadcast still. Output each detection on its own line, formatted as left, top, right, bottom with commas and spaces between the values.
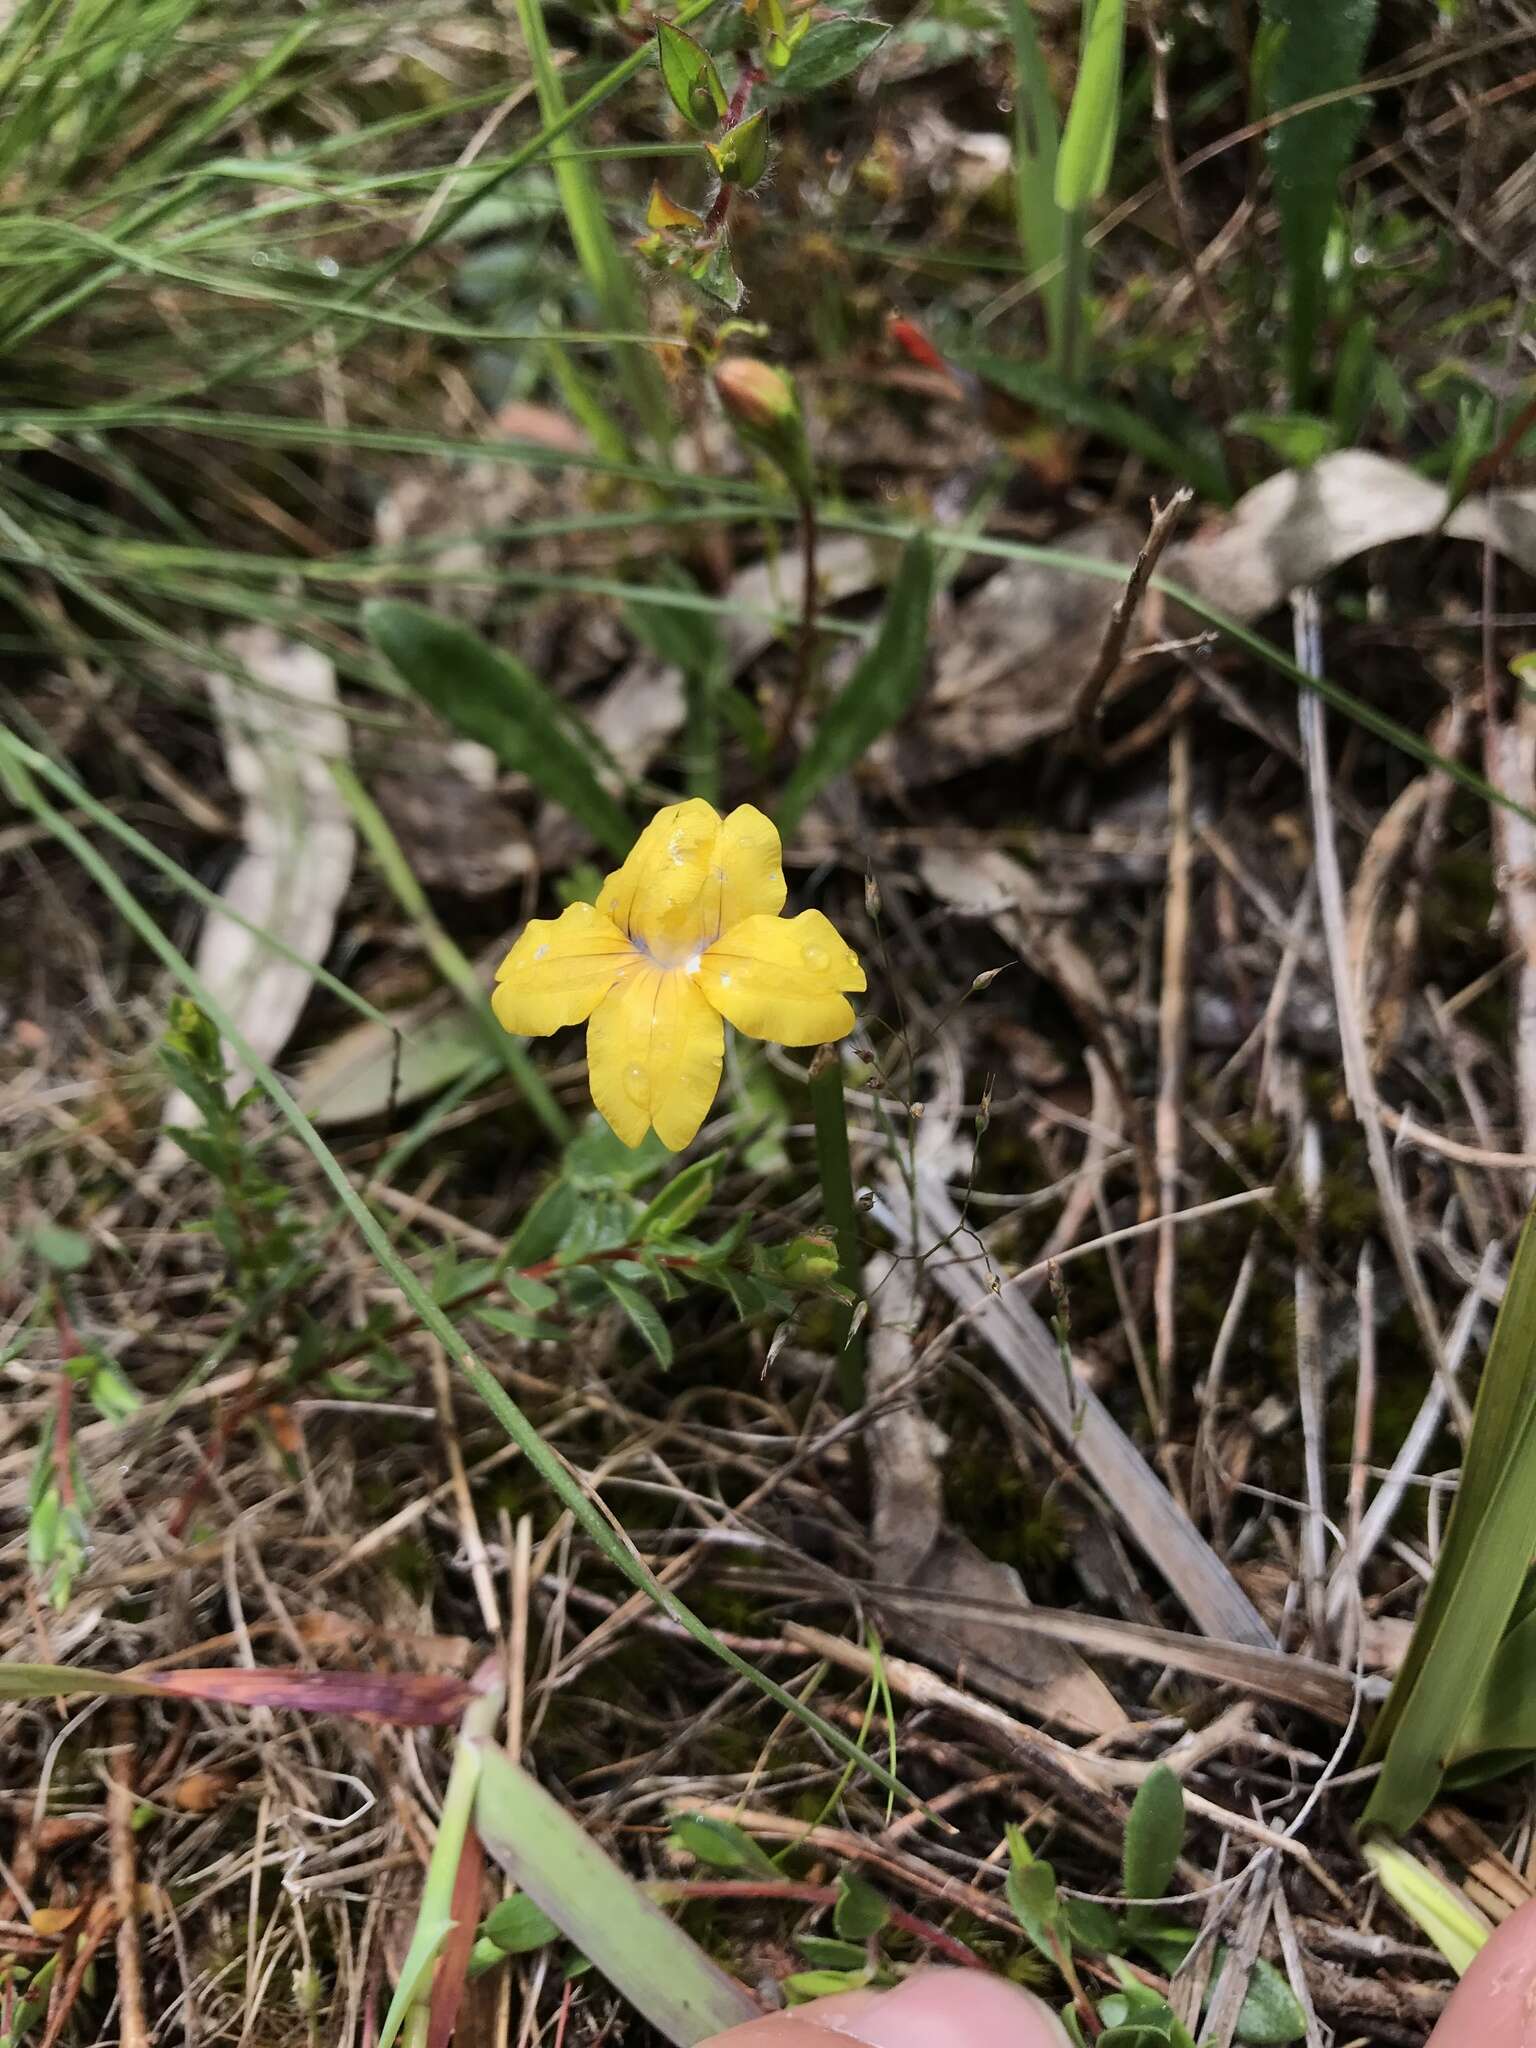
534, 944, 550, 961
802, 942, 830, 973
623, 1062, 648, 1105
720, 973, 732, 988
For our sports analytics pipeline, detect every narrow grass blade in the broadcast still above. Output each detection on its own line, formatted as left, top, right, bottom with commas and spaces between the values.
378, 1687, 502, 2048
513, 0, 673, 454
1364, 1196, 1536, 1830
958, 352, 1229, 502
1260, 0, 1377, 405
1004, 0, 1064, 353
1361, 1840, 1489, 1976
330, 760, 570, 1144
1054, 0, 1124, 212
808, 1049, 864, 1408
0, 733, 924, 1816
777, 534, 935, 836
473, 1740, 759, 2045
364, 599, 633, 858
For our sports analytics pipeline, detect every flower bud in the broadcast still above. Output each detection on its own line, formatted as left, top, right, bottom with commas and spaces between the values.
713, 357, 812, 497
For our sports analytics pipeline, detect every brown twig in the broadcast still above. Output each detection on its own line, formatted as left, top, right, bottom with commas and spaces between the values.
1073, 488, 1192, 751
1153, 717, 1192, 1429
107, 1703, 149, 2048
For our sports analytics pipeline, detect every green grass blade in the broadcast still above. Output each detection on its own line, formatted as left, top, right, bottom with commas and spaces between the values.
364, 600, 634, 858
1054, 0, 1124, 212
377, 1688, 502, 2048
1364, 1196, 1536, 1830
777, 534, 935, 836
1260, 0, 1377, 405
958, 351, 1229, 501
0, 732, 925, 1819
473, 1740, 758, 2045
1004, 0, 1065, 353
511, 0, 673, 455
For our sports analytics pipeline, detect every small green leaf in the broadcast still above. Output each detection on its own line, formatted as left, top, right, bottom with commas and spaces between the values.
688, 239, 746, 311
635, 1155, 721, 1240
769, 18, 889, 94
667, 1812, 780, 1876
796, 1936, 868, 1969
1122, 1766, 1184, 1903
833, 1873, 890, 1941
477, 1307, 566, 1342
1064, 1899, 1122, 1951
30, 1222, 92, 1272
784, 1968, 874, 2002
1005, 1829, 1066, 1963
707, 108, 770, 186
1229, 410, 1337, 467
1054, 0, 1125, 211
481, 1894, 561, 1955
777, 534, 936, 836
657, 20, 728, 129
1222, 1955, 1307, 2045
595, 1272, 672, 1366
365, 601, 631, 858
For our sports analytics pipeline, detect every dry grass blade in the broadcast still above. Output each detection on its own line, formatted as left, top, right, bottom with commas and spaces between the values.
885, 1167, 1274, 1647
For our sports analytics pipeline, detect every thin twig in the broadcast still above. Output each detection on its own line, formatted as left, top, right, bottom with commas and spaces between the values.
107, 1703, 149, 2048
1294, 590, 1473, 1437
1074, 488, 1192, 749
1155, 717, 1193, 1421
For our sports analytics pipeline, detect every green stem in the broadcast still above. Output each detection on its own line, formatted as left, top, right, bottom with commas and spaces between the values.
808, 1046, 864, 1408
1055, 207, 1089, 386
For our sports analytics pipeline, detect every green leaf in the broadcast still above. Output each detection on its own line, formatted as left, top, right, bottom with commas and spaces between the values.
30, 1222, 92, 1271
1064, 1899, 1122, 1951
769, 18, 889, 95
364, 600, 632, 857
1365, 1191, 1536, 1831
1005, 1827, 1066, 1963
1122, 1766, 1184, 1903
505, 1179, 579, 1267
1224, 1955, 1307, 2046
784, 1968, 875, 2002
1054, 0, 1125, 211
707, 109, 770, 186
1229, 410, 1337, 467
777, 534, 936, 835
688, 239, 746, 311
635, 1156, 722, 1240
1005, 0, 1064, 355
563, 1116, 673, 1191
298, 1012, 487, 1128
474, 1743, 759, 2041
959, 352, 1229, 501
1361, 1838, 1487, 1977
1261, 0, 1378, 403
481, 1894, 561, 1955
796, 1936, 868, 1970
833, 1873, 891, 1941
596, 1272, 673, 1366
667, 1812, 780, 1877
477, 1307, 566, 1342
657, 20, 728, 130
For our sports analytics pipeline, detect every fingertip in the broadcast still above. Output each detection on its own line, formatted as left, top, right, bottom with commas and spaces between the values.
706, 1971, 1071, 2048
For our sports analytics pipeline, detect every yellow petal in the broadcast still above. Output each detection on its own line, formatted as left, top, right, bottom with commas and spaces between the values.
587, 965, 724, 1150
698, 804, 787, 940
491, 903, 635, 1037
596, 799, 722, 962
695, 909, 865, 1046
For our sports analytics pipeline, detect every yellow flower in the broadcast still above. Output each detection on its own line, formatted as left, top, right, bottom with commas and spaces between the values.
492, 800, 865, 1150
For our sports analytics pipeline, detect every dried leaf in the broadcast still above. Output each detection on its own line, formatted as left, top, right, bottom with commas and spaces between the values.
160, 629, 354, 1140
